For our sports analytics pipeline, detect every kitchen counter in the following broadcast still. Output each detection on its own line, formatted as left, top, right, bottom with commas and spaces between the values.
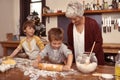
0, 65, 115, 80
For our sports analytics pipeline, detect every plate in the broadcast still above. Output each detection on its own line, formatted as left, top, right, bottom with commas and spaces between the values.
101, 74, 114, 79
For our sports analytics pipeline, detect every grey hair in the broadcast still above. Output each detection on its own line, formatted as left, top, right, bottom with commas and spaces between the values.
65, 0, 84, 18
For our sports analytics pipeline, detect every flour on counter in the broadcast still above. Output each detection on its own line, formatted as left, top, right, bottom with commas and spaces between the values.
14, 58, 78, 80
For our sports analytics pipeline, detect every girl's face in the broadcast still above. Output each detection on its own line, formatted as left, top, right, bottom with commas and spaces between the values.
50, 40, 62, 50
24, 26, 35, 37
69, 16, 83, 26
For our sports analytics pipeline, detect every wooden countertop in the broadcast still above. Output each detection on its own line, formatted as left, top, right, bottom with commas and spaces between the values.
0, 65, 115, 80
103, 43, 120, 54
103, 43, 120, 49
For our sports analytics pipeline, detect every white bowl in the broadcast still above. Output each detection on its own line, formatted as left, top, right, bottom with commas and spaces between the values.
76, 53, 98, 73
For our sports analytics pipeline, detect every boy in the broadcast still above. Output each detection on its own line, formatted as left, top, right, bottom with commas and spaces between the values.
33, 28, 73, 71
10, 20, 44, 60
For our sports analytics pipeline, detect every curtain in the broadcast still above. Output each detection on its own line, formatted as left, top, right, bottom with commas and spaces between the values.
20, 0, 46, 36
20, 0, 30, 36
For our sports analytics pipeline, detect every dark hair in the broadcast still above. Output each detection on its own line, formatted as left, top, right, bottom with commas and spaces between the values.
48, 28, 64, 42
22, 20, 35, 32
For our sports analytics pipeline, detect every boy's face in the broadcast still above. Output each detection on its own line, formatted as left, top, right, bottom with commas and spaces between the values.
50, 40, 62, 50
24, 26, 35, 37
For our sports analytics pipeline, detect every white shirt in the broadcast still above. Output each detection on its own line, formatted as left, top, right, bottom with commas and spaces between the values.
73, 25, 85, 60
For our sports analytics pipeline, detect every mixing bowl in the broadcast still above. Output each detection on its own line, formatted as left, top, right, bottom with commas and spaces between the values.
76, 52, 98, 73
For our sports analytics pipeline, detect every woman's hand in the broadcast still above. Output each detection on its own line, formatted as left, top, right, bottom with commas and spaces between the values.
62, 65, 71, 71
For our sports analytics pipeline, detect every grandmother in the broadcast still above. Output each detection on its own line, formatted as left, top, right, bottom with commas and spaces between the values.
65, 0, 104, 65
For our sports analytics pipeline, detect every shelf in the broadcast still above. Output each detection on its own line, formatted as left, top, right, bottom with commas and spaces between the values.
42, 9, 120, 17
42, 12, 65, 17
84, 9, 120, 14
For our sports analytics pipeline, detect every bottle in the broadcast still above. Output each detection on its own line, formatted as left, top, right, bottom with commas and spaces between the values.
93, 0, 96, 10
115, 51, 120, 80
102, 0, 105, 9
104, 2, 109, 10
96, 0, 100, 10
83, 1, 85, 10
112, 0, 118, 9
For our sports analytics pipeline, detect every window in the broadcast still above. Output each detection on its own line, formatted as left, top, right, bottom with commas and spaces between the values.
20, 0, 46, 36
30, 0, 42, 21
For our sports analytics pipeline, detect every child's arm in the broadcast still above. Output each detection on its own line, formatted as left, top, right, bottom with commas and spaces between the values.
33, 44, 48, 68
9, 47, 21, 58
66, 54, 73, 67
63, 54, 73, 71
32, 46, 47, 68
32, 55, 42, 68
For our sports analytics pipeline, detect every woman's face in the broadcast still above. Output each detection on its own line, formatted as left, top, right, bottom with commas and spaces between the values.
69, 16, 83, 26
24, 26, 35, 37
50, 40, 62, 50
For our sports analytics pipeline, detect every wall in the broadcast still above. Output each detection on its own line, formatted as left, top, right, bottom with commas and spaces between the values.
102, 13, 120, 43
46, 0, 120, 43
45, 0, 70, 40
0, 0, 19, 56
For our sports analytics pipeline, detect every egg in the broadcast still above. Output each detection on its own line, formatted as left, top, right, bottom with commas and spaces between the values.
0, 65, 6, 72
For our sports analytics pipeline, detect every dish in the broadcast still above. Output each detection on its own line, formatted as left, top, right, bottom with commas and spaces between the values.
101, 74, 114, 79
76, 53, 97, 73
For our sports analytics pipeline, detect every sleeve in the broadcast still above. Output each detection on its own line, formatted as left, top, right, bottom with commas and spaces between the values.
17, 38, 25, 49
92, 19, 104, 65
92, 20, 103, 53
34, 36, 45, 51
39, 45, 48, 59
67, 23, 74, 53
85, 18, 103, 53
62, 44, 72, 57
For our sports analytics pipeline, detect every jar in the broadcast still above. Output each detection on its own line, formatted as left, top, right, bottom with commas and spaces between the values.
104, 2, 109, 10
115, 51, 120, 80
76, 52, 97, 73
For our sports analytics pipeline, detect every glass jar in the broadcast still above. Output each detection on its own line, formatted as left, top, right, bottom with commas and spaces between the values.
115, 51, 120, 80
104, 2, 109, 10
76, 52, 97, 73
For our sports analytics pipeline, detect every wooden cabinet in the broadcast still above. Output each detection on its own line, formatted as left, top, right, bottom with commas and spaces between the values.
42, 9, 120, 17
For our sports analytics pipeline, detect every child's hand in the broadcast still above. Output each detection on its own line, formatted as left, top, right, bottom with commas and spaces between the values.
32, 60, 39, 68
62, 65, 71, 71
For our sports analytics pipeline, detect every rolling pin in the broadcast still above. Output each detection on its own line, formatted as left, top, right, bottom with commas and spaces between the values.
38, 63, 63, 72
